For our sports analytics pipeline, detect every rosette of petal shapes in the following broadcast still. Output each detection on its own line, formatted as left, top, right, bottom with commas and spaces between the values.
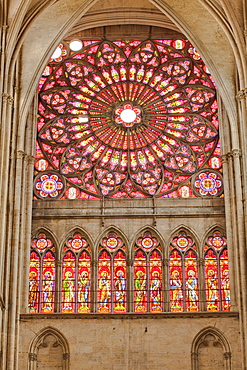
35, 39, 222, 199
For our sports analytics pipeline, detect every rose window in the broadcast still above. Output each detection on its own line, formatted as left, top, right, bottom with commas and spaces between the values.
35, 38, 223, 199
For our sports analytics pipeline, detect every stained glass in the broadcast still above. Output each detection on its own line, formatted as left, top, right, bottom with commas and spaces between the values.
185, 250, 199, 312
220, 249, 230, 311
169, 232, 199, 312
204, 249, 219, 311
62, 233, 91, 313
41, 250, 56, 313
149, 250, 163, 312
62, 251, 76, 313
30, 233, 55, 313
204, 232, 230, 311
134, 249, 147, 312
35, 38, 223, 199
134, 232, 162, 312
78, 251, 91, 313
98, 233, 126, 313
98, 250, 111, 312
113, 250, 127, 313
29, 251, 40, 313
169, 250, 183, 312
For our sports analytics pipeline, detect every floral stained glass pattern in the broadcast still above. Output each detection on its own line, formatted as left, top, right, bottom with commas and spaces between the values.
98, 233, 127, 313
134, 232, 163, 312
29, 233, 56, 313
204, 232, 230, 311
62, 233, 91, 313
35, 38, 223, 199
169, 232, 199, 312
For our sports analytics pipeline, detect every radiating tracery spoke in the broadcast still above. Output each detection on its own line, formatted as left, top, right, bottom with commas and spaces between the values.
35, 38, 222, 199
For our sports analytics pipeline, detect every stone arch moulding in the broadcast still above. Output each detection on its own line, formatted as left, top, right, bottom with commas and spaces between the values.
130, 226, 165, 258
191, 326, 231, 370
167, 226, 200, 253
59, 226, 95, 260
28, 326, 70, 370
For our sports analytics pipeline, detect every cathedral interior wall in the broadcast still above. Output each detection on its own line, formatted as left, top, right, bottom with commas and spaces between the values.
19, 315, 240, 369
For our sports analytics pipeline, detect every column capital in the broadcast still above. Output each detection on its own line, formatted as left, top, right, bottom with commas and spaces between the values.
223, 351, 231, 360
221, 154, 228, 164
231, 149, 241, 158
16, 150, 26, 159
1, 93, 14, 106
29, 353, 37, 361
236, 88, 247, 100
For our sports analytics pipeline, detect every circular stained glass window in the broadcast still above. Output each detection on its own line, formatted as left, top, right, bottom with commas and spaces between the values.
35, 38, 222, 199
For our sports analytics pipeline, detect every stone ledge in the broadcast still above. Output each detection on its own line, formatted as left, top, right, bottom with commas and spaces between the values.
20, 311, 238, 320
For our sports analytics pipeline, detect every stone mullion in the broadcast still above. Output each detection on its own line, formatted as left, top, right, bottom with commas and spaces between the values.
127, 258, 133, 312
163, 258, 169, 312
92, 259, 97, 313
198, 257, 205, 312
56, 261, 62, 313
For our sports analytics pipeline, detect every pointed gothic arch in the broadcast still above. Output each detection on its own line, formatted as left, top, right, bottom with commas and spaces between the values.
191, 326, 231, 370
28, 326, 69, 370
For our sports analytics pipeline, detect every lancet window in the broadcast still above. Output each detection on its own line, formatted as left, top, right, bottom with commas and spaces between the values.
169, 232, 199, 312
134, 232, 163, 312
29, 230, 230, 313
61, 233, 91, 313
204, 231, 230, 311
29, 233, 56, 313
97, 233, 127, 313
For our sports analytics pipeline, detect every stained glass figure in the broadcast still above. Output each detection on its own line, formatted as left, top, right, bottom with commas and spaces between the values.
98, 233, 127, 313
29, 251, 40, 313
204, 231, 230, 311
62, 251, 76, 313
29, 233, 55, 313
134, 232, 163, 312
41, 250, 56, 313
62, 233, 91, 313
35, 38, 223, 199
169, 232, 199, 312
185, 250, 199, 312
204, 249, 219, 311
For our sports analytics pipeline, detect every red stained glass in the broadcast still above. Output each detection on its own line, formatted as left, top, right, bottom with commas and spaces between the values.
35, 38, 222, 199
41, 250, 56, 313
113, 250, 127, 313
169, 232, 199, 312
98, 233, 126, 313
169, 250, 183, 312
62, 251, 76, 313
61, 233, 91, 313
30, 233, 56, 313
98, 250, 111, 313
204, 231, 230, 311
78, 251, 91, 313
134, 233, 163, 312
134, 249, 147, 312
149, 250, 163, 312
204, 249, 219, 311
185, 250, 199, 312
29, 251, 40, 313
220, 249, 230, 312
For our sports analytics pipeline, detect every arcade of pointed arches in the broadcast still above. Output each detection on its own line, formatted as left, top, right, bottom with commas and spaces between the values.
29, 227, 230, 314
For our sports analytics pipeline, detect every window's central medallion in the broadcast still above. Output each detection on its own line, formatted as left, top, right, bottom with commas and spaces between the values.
114, 103, 142, 128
